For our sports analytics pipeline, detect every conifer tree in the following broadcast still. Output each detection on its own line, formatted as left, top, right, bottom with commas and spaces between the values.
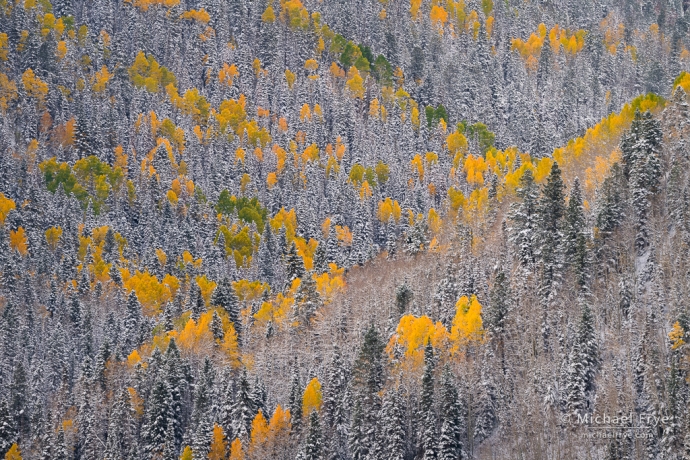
304, 411, 323, 460
439, 369, 464, 460
211, 278, 242, 341
509, 169, 540, 267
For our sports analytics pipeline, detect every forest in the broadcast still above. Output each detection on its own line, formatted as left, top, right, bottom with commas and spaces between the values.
1, 0, 690, 458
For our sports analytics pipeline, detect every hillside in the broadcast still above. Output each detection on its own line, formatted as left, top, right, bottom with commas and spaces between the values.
1, 0, 690, 459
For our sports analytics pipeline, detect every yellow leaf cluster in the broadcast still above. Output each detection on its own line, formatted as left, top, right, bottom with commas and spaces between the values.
91, 66, 112, 92
302, 377, 322, 415
4, 443, 21, 460
9, 227, 28, 255
387, 314, 449, 369
430, 5, 448, 30
553, 93, 663, 196
346, 67, 365, 99
44, 226, 63, 250
254, 291, 294, 327
128, 51, 176, 93
0, 192, 16, 225
168, 86, 210, 124
285, 69, 296, 89
22, 68, 48, 105
261, 5, 276, 22
124, 0, 179, 12
208, 424, 227, 460
377, 197, 402, 223
196, 275, 217, 305
0, 72, 17, 114
180, 8, 210, 23
313, 263, 346, 300
229, 438, 244, 460
219, 63, 239, 87
280, 0, 310, 30
450, 295, 483, 348
121, 269, 180, 316
669, 322, 685, 350
0, 33, 8, 61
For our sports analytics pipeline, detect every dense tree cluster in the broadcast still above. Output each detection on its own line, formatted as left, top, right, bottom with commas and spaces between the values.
0, 0, 690, 458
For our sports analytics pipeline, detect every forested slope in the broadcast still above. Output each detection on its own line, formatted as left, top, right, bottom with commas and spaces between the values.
1, 0, 690, 458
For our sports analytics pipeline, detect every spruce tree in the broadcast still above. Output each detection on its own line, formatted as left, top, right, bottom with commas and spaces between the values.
439, 370, 463, 460
509, 169, 540, 267
211, 278, 242, 341
420, 342, 437, 460
304, 411, 323, 460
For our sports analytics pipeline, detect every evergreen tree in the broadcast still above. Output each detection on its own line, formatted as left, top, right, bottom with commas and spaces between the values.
509, 169, 540, 267
380, 389, 406, 460
286, 241, 306, 286
143, 377, 172, 457
304, 411, 323, 460
0, 399, 15, 457
232, 370, 256, 441
420, 342, 437, 460
439, 370, 464, 460
211, 278, 242, 341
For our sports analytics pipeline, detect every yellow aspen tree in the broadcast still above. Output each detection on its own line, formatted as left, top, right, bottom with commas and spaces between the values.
249, 410, 269, 457
179, 446, 193, 460
229, 438, 244, 460
207, 424, 227, 460
302, 377, 322, 415
4, 444, 22, 460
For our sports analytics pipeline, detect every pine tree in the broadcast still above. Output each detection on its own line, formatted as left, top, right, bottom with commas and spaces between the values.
509, 169, 540, 267
565, 300, 598, 415
288, 367, 303, 436
420, 342, 437, 460
285, 241, 306, 286
0, 399, 15, 457
211, 278, 242, 341
622, 110, 662, 254
438, 370, 463, 460
190, 284, 206, 322
304, 411, 323, 460
233, 370, 256, 441
538, 161, 566, 289
143, 377, 172, 457
380, 389, 406, 460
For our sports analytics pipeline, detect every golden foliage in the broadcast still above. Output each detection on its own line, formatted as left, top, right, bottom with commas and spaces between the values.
249, 410, 269, 457
91, 66, 112, 92
229, 438, 244, 460
9, 227, 28, 255
219, 63, 239, 87
124, 0, 179, 12
128, 51, 176, 92
4, 443, 22, 460
346, 67, 365, 99
377, 197, 402, 223
0, 72, 17, 114
670, 322, 686, 350
179, 446, 193, 460
121, 269, 180, 316
180, 8, 210, 23
45, 226, 63, 250
450, 295, 483, 348
22, 68, 48, 105
388, 314, 449, 368
208, 424, 227, 460
302, 377, 322, 415
261, 5, 276, 22
285, 69, 296, 89
0, 192, 16, 225
196, 275, 217, 305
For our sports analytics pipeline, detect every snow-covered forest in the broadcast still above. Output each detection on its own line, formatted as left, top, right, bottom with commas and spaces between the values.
1, 0, 690, 458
